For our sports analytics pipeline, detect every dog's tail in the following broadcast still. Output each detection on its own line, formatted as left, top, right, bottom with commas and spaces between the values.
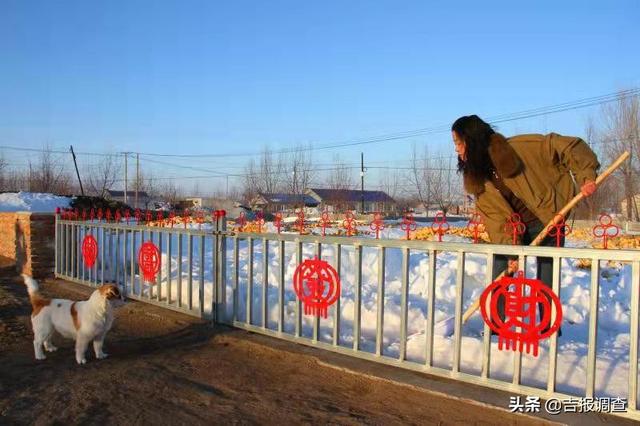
22, 274, 49, 313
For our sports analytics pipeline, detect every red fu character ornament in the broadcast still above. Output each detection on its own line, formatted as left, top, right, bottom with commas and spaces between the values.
504, 213, 526, 244
320, 210, 331, 237
115, 209, 122, 223
274, 212, 283, 234
82, 235, 98, 268
168, 211, 176, 228
401, 212, 417, 240
342, 211, 356, 236
467, 211, 483, 244
138, 241, 160, 283
431, 212, 450, 242
255, 211, 265, 233
124, 209, 131, 224
370, 212, 385, 239
593, 213, 620, 249
546, 214, 571, 247
296, 209, 305, 234
182, 210, 190, 229
293, 257, 341, 318
480, 271, 562, 357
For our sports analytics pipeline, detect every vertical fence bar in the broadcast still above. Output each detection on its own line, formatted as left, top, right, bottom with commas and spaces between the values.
147, 230, 153, 299
247, 238, 254, 325
54, 216, 59, 275
122, 229, 128, 297
629, 261, 640, 411
157, 231, 163, 302
399, 247, 409, 361
278, 239, 285, 333
71, 224, 76, 279
452, 251, 465, 374
547, 256, 561, 392
353, 244, 363, 351
512, 253, 525, 385
166, 232, 172, 305
295, 240, 302, 337
262, 238, 269, 329
81, 224, 85, 283
233, 237, 239, 323
199, 235, 205, 317
481, 252, 494, 378
333, 243, 341, 346
425, 249, 437, 367
63, 223, 68, 277
130, 229, 136, 297
375, 246, 385, 357
586, 259, 600, 398
313, 242, 321, 342
114, 229, 120, 290
100, 227, 105, 285
188, 234, 193, 311
177, 233, 183, 308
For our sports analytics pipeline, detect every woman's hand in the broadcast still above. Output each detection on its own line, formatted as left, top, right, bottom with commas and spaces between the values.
581, 180, 597, 197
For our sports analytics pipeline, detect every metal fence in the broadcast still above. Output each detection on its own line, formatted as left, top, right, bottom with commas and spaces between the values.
54, 215, 640, 421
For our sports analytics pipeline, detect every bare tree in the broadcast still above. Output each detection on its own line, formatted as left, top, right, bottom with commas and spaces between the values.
427, 155, 457, 215
286, 144, 315, 205
0, 154, 6, 191
406, 144, 433, 212
600, 92, 640, 220
242, 147, 284, 202
378, 169, 401, 201
326, 154, 355, 190
28, 145, 73, 194
87, 155, 119, 198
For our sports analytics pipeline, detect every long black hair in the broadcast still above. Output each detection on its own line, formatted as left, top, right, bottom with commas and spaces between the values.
452, 115, 495, 183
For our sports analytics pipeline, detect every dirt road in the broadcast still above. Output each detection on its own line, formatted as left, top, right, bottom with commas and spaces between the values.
0, 270, 553, 425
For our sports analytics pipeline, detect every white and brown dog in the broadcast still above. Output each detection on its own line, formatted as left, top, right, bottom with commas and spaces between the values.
23, 274, 121, 365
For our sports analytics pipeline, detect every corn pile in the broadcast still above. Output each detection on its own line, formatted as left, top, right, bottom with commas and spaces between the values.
411, 225, 490, 243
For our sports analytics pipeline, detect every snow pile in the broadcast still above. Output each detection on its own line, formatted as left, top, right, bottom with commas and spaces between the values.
0, 192, 71, 213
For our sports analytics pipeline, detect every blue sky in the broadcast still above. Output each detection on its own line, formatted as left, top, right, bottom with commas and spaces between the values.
0, 1, 638, 192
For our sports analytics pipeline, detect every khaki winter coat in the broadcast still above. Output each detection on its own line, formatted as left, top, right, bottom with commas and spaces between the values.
464, 133, 600, 245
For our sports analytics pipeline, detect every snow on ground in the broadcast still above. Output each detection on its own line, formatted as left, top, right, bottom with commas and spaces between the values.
72, 219, 638, 402
0, 192, 71, 212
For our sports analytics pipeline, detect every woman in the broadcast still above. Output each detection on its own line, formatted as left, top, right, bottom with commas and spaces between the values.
452, 115, 599, 329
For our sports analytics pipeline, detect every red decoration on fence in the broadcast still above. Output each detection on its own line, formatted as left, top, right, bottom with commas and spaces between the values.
90, 208, 95, 221
546, 214, 571, 247
105, 208, 112, 222
156, 210, 164, 225
182, 210, 190, 228
319, 210, 331, 237
342, 211, 356, 236
296, 209, 305, 234
255, 211, 264, 233
401, 212, 417, 240
293, 257, 341, 318
592, 213, 620, 249
196, 210, 205, 229
82, 235, 98, 268
467, 212, 483, 244
124, 209, 131, 224
56, 207, 61, 215
74, 208, 79, 220
504, 213, 526, 244
370, 212, 385, 239
168, 211, 175, 228
82, 209, 87, 221
115, 209, 122, 222
135, 209, 142, 223
431, 212, 450, 242
138, 241, 161, 283
97, 208, 104, 221
274, 212, 283, 234
237, 212, 246, 231
480, 271, 562, 357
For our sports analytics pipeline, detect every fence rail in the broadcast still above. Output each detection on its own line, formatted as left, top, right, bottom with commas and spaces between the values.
54, 215, 640, 421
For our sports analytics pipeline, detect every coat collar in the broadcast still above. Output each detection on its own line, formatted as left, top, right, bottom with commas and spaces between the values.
463, 133, 524, 195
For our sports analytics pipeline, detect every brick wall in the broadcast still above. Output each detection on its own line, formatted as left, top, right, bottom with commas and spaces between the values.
0, 212, 55, 278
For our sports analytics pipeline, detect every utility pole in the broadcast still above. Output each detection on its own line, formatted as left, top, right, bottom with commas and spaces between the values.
124, 152, 128, 205
136, 153, 139, 209
360, 152, 365, 213
70, 145, 84, 195
226, 175, 229, 197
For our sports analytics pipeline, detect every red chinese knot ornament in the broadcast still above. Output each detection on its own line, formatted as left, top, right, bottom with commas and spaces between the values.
467, 212, 483, 244
401, 212, 417, 240
138, 241, 161, 283
431, 212, 450, 242
293, 257, 341, 318
274, 212, 283, 234
504, 213, 526, 244
592, 213, 619, 249
342, 211, 356, 236
82, 235, 98, 268
546, 214, 571, 247
370, 212, 384, 239
479, 271, 562, 357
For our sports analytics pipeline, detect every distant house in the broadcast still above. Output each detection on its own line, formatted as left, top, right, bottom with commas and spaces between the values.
105, 190, 150, 209
251, 193, 319, 213
305, 188, 397, 214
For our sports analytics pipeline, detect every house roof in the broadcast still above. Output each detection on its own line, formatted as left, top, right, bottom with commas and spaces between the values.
107, 190, 149, 198
256, 193, 319, 206
307, 188, 395, 203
